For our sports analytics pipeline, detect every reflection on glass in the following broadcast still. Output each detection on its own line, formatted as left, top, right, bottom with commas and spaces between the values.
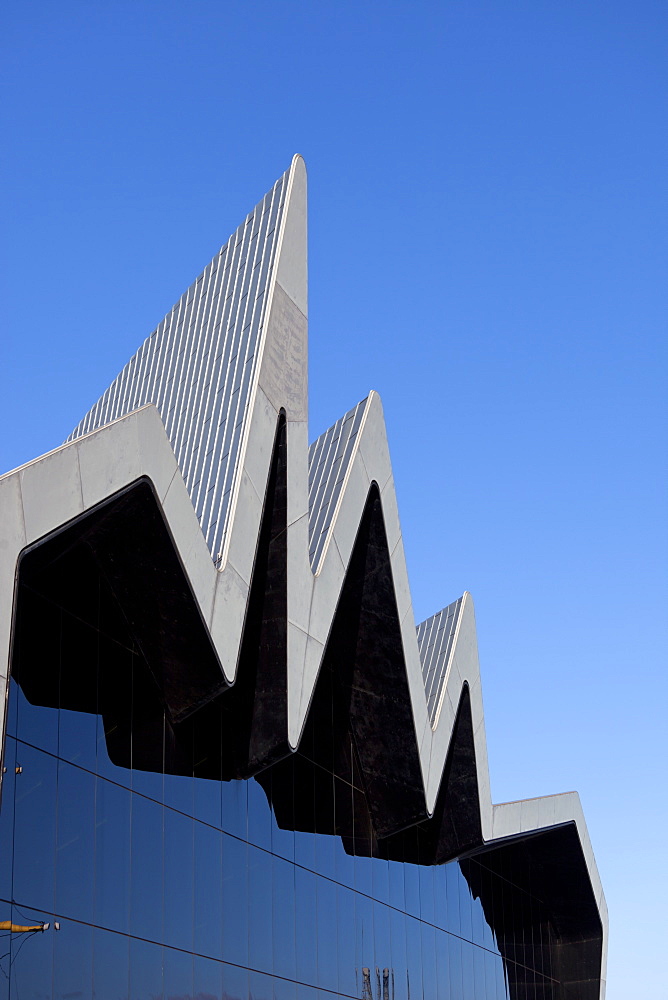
164, 808, 194, 953
272, 854, 296, 982
53, 919, 93, 1000
248, 778, 272, 851
15, 684, 58, 757
163, 944, 192, 999
59, 707, 97, 771
4, 902, 53, 999
1, 602, 559, 1000
129, 936, 164, 1000
12, 744, 56, 913
316, 875, 337, 993
194, 821, 222, 960
195, 954, 222, 1000
95, 777, 131, 932
248, 843, 272, 973
336, 884, 356, 999
222, 779, 247, 840
56, 761, 95, 923
222, 833, 248, 968
221, 960, 248, 1000
93, 926, 129, 1000
295, 865, 318, 987
0, 737, 16, 904
130, 793, 163, 941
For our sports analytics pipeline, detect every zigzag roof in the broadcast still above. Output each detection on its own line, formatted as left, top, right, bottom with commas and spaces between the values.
0, 156, 607, 997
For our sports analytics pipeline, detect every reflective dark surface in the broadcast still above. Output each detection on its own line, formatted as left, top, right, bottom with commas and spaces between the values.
0, 507, 596, 1000
0, 670, 573, 999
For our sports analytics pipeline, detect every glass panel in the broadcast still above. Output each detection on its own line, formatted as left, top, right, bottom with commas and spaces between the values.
163, 944, 193, 999
129, 936, 164, 1000
222, 832, 248, 967
458, 867, 473, 946
272, 854, 296, 982
421, 921, 437, 1000
473, 941, 487, 1000
96, 643, 132, 789
296, 985, 317, 1000
461, 939, 475, 1000
273, 977, 297, 1000
373, 899, 391, 984
435, 928, 449, 1000
130, 792, 163, 941
333, 835, 354, 889
16, 682, 58, 756
96, 713, 131, 789
248, 843, 272, 973
434, 865, 448, 932
248, 778, 272, 851
372, 857, 389, 906
390, 908, 408, 1000
55, 761, 95, 923
404, 862, 420, 920
404, 915, 421, 1000
130, 691, 164, 802
444, 864, 460, 938
294, 829, 315, 873
316, 874, 337, 992
94, 775, 131, 933
336, 884, 356, 999
221, 779, 247, 839
388, 860, 405, 913
5, 901, 53, 999
194, 821, 222, 960
249, 970, 273, 1000
93, 926, 129, 1000
53, 919, 93, 1000
5, 679, 18, 739
295, 866, 317, 987
221, 961, 248, 1000
447, 933, 462, 1000
194, 954, 222, 1000
355, 893, 374, 993
271, 808, 295, 864
132, 760, 165, 802
59, 707, 98, 772
419, 865, 435, 925
470, 889, 486, 949
164, 808, 194, 952
12, 744, 56, 914
0, 737, 16, 904
164, 770, 194, 818
195, 774, 222, 830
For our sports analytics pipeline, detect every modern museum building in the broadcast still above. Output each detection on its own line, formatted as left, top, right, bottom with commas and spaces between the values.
0, 157, 606, 999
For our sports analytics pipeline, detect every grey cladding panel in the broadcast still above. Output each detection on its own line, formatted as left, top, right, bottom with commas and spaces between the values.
68, 169, 289, 562
307, 398, 367, 570
417, 597, 464, 725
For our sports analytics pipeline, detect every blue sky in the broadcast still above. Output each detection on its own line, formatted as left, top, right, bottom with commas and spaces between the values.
2, 2, 666, 995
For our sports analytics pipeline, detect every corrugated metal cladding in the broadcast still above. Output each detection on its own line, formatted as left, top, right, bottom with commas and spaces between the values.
417, 596, 464, 725
68, 168, 289, 563
307, 398, 368, 571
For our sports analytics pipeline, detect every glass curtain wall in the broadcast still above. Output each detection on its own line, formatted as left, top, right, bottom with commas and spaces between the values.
0, 548, 563, 1000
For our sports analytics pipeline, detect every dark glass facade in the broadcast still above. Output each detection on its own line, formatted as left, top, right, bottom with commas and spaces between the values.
0, 492, 598, 1000
1, 677, 566, 1000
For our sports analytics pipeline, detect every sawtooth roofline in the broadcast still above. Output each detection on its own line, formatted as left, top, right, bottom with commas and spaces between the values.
0, 155, 607, 993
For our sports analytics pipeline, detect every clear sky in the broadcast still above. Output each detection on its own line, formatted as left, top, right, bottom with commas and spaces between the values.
2, 2, 666, 995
